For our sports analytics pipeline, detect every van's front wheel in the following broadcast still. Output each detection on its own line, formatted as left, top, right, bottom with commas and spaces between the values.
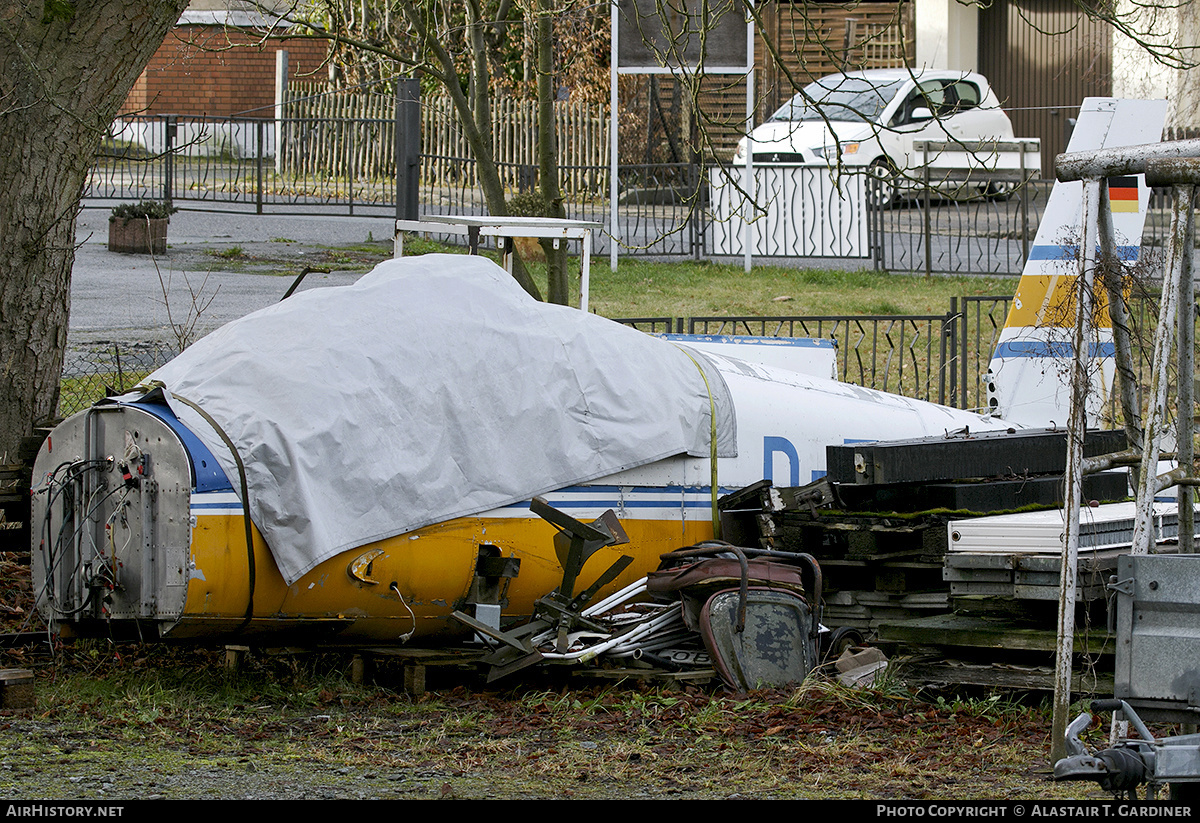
984, 180, 1015, 201
868, 159, 898, 208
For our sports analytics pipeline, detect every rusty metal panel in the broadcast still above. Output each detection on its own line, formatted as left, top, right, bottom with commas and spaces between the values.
978, 0, 1112, 178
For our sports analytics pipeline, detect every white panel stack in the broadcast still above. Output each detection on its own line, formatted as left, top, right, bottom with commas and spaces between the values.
947, 502, 1179, 555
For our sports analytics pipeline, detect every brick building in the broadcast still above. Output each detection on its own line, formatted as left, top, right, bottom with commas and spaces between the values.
119, 2, 329, 119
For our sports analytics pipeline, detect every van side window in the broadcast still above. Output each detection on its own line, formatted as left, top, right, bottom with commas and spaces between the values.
945, 80, 981, 112
890, 83, 942, 127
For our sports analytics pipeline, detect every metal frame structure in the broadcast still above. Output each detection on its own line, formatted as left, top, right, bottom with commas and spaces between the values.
1051, 139, 1200, 762
394, 215, 602, 311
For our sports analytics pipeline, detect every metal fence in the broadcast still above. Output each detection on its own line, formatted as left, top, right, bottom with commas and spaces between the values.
91, 112, 1073, 274
95, 115, 398, 215
870, 182, 1048, 276
610, 290, 1182, 423
62, 291, 1185, 427
60, 343, 181, 418
91, 110, 1194, 277
958, 294, 1013, 412
615, 308, 989, 409
76, 111, 1192, 421
60, 308, 984, 416
62, 310, 973, 418
688, 314, 953, 404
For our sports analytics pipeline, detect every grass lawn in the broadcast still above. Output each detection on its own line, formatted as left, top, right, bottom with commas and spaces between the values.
396, 235, 1021, 320
532, 257, 1018, 320
0, 643, 1112, 800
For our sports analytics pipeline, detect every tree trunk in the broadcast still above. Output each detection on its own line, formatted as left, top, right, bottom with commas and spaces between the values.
535, 0, 570, 306
0, 1, 191, 458
405, 0, 543, 300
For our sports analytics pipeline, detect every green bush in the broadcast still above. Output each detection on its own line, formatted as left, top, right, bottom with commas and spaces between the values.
110, 200, 178, 222
505, 191, 550, 218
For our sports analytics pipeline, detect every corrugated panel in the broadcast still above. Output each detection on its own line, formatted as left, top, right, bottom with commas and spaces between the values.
947, 502, 1180, 555
978, 0, 1112, 177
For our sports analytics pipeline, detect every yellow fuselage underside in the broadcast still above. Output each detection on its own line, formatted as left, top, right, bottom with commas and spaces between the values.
181, 512, 714, 642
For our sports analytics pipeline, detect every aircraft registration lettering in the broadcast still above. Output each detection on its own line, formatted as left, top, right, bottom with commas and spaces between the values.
763, 436, 800, 486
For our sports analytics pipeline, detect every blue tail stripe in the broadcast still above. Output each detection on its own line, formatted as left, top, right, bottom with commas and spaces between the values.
994, 341, 1116, 359
1028, 244, 1140, 262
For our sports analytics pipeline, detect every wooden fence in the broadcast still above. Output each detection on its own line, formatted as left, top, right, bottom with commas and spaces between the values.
282, 83, 609, 196
279, 84, 396, 180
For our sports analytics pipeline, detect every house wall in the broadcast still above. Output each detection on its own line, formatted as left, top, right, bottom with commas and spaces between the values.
978, 0, 1112, 177
1174, 6, 1200, 131
1110, 0, 1200, 132
119, 25, 330, 119
914, 0, 978, 71
642, 1, 912, 160
915, 0, 1200, 133
756, 1, 914, 119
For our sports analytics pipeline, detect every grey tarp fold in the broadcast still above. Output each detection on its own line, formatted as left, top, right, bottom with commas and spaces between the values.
143, 254, 736, 584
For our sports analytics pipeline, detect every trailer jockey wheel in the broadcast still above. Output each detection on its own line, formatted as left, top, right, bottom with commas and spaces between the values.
1093, 748, 1146, 797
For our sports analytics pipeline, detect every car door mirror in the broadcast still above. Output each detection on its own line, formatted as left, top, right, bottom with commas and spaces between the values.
912, 106, 934, 121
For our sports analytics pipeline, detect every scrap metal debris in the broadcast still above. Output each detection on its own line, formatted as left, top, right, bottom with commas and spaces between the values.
454, 499, 828, 692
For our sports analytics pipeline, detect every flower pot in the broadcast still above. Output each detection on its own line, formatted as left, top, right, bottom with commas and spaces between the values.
108, 216, 168, 254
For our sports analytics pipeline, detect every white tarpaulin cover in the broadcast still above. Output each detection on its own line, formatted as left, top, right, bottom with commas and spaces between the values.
142, 254, 736, 584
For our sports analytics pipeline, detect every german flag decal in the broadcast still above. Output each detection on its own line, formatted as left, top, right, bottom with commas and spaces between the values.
1108, 176, 1139, 213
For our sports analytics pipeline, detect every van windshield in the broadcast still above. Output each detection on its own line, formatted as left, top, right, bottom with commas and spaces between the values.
768, 77, 905, 124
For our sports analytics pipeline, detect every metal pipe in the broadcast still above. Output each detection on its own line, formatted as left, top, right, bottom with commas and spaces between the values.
537, 607, 683, 662
1081, 448, 1142, 475
611, 629, 696, 657
608, 7, 618, 273
1056, 139, 1200, 183
608, 622, 692, 657
1145, 157, 1200, 186
1176, 185, 1195, 554
1132, 184, 1187, 555
1052, 177, 1102, 764
1050, 143, 1200, 763
581, 578, 648, 618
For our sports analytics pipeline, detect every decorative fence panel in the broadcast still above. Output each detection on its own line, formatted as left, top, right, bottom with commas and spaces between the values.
706, 166, 870, 258
869, 180, 1048, 276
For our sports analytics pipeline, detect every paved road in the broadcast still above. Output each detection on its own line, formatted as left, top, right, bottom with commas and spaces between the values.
70, 206, 398, 349
68, 198, 1036, 355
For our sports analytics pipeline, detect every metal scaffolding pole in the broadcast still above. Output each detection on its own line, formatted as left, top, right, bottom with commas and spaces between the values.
1051, 177, 1101, 763
1049, 147, 1200, 763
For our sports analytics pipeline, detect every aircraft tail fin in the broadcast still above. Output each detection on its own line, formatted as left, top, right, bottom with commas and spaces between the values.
984, 98, 1168, 428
